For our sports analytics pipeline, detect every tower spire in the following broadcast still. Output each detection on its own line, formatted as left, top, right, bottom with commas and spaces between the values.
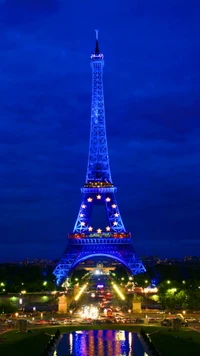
94, 29, 100, 54
87, 29, 111, 183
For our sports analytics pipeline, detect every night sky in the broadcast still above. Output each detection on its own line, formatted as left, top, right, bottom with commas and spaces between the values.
0, 0, 200, 261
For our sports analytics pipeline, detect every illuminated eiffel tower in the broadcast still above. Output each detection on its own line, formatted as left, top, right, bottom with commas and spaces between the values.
53, 31, 145, 285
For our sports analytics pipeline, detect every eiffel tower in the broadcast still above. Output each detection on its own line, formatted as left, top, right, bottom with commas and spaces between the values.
53, 31, 146, 285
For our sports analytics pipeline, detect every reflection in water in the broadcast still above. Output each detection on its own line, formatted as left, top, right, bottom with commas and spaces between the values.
56, 330, 145, 356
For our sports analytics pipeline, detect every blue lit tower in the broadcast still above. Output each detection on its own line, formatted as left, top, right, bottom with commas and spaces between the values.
53, 31, 145, 285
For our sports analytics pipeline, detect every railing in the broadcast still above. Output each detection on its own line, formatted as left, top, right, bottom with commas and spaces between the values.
68, 238, 132, 245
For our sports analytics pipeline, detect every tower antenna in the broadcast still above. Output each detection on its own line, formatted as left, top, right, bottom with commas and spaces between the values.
94, 29, 100, 54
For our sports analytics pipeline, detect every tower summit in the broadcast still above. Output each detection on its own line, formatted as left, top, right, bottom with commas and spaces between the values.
53, 32, 145, 285
94, 29, 100, 54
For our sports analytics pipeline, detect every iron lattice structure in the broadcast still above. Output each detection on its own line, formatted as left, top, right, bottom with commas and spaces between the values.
53, 32, 146, 285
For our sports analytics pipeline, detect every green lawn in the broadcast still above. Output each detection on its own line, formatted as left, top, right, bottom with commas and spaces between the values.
150, 329, 200, 356
0, 325, 200, 356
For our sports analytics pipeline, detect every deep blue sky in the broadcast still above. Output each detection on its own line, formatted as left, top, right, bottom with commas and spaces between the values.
0, 0, 200, 261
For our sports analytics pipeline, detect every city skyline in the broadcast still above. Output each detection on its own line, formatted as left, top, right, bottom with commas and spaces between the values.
0, 0, 200, 261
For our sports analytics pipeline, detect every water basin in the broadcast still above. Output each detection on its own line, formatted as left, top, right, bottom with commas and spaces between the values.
54, 329, 147, 355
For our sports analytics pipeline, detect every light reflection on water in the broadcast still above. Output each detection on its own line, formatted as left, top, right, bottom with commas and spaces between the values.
56, 330, 145, 356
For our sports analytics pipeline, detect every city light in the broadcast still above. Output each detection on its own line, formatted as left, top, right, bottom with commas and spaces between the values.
81, 306, 99, 319
143, 287, 158, 293
112, 283, 125, 300
167, 288, 177, 293
74, 283, 87, 301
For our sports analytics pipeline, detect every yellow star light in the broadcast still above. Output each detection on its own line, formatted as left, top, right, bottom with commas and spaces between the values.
87, 197, 93, 202
106, 226, 111, 231
106, 197, 111, 202
97, 195, 101, 200
81, 204, 86, 209
112, 204, 117, 208
88, 226, 93, 231
79, 213, 84, 217
97, 228, 102, 234
113, 221, 118, 226
81, 222, 85, 226
114, 213, 119, 217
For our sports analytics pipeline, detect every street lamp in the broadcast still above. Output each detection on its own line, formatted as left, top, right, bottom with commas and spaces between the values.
167, 280, 171, 284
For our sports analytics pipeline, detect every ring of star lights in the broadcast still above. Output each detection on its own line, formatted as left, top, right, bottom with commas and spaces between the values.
77, 196, 121, 233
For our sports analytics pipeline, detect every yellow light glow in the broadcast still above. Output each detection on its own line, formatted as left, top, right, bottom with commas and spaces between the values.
112, 283, 125, 300
106, 226, 111, 231
21, 290, 26, 294
80, 213, 84, 217
113, 221, 118, 226
87, 197, 93, 202
97, 228, 102, 234
88, 226, 93, 231
97, 195, 101, 199
74, 283, 88, 301
112, 204, 117, 208
81, 222, 85, 226
81, 204, 86, 209
106, 197, 111, 202
143, 287, 158, 293
114, 213, 119, 217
